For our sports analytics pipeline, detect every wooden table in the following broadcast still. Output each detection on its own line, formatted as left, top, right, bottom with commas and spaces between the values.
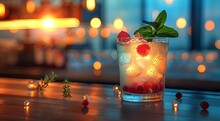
0, 78, 220, 121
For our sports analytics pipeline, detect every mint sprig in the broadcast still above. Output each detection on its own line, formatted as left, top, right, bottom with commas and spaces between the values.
134, 10, 178, 38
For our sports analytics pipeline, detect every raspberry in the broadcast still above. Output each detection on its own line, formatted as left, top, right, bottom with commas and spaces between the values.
136, 44, 150, 56
200, 101, 209, 110
151, 83, 160, 93
175, 92, 182, 99
117, 31, 130, 42
159, 83, 164, 92
136, 85, 144, 94
143, 82, 153, 94
123, 85, 129, 92
82, 99, 89, 107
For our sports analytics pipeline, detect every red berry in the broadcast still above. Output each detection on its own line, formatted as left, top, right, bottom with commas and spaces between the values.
200, 101, 209, 110
143, 82, 153, 94
82, 99, 89, 107
158, 83, 164, 92
117, 31, 130, 42
136, 44, 150, 56
175, 92, 182, 99
136, 85, 144, 94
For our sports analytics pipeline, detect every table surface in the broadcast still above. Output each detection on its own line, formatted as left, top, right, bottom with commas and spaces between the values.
0, 78, 220, 121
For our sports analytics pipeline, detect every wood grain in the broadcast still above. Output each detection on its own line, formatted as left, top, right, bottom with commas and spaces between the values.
0, 77, 220, 121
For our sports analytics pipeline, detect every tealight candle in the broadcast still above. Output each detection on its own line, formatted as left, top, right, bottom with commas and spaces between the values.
24, 100, 30, 106
173, 101, 178, 108
28, 80, 38, 90
113, 85, 119, 92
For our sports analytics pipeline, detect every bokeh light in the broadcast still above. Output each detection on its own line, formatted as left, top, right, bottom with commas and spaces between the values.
76, 27, 86, 38
90, 17, 101, 28
101, 27, 110, 38
205, 20, 215, 31
26, 0, 35, 14
188, 26, 192, 35
93, 61, 102, 70
215, 40, 220, 49
198, 64, 206, 73
195, 54, 204, 63
88, 28, 98, 38
43, 19, 54, 28
181, 52, 189, 60
0, 3, 5, 17
165, 0, 174, 5
86, 0, 96, 11
205, 52, 218, 62
176, 18, 187, 29
114, 18, 124, 30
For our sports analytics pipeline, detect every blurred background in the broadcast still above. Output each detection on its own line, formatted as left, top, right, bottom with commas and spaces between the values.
0, 0, 219, 91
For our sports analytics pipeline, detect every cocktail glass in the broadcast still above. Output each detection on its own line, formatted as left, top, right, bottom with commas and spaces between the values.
117, 37, 168, 102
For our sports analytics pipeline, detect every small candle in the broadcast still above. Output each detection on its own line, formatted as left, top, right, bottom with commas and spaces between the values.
173, 101, 178, 108
24, 100, 30, 106
28, 80, 38, 90
113, 85, 119, 92
83, 95, 88, 100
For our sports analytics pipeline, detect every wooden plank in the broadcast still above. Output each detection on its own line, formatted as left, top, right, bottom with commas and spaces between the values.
0, 78, 220, 121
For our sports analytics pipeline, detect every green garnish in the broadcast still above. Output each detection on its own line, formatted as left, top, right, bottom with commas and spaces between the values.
134, 10, 178, 39
63, 79, 71, 98
39, 71, 57, 90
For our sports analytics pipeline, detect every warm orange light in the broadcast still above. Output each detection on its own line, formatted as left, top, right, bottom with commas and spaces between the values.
83, 54, 91, 61
188, 26, 192, 35
88, 28, 98, 38
195, 54, 203, 63
93, 61, 102, 70
0, 3, 5, 17
165, 0, 174, 4
205, 20, 215, 31
215, 40, 220, 49
90, 17, 101, 28
9, 29, 19, 33
76, 27, 86, 38
101, 27, 110, 38
114, 18, 124, 30
181, 52, 189, 60
176, 18, 187, 29
26, 0, 35, 14
86, 0, 96, 11
198, 64, 206, 73
168, 52, 174, 61
205, 52, 218, 63
0, 18, 80, 30
43, 19, 54, 28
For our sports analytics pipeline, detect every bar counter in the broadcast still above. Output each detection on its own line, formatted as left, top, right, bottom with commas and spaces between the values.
0, 77, 220, 121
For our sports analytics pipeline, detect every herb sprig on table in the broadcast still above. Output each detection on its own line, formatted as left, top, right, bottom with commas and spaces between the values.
134, 10, 179, 39
39, 71, 57, 90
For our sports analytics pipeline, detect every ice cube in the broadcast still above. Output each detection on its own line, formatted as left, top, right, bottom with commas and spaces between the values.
126, 63, 141, 77
119, 53, 131, 64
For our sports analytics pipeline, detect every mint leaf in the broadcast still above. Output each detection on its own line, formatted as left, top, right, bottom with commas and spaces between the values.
142, 20, 160, 29
155, 10, 167, 29
134, 10, 178, 39
134, 26, 153, 37
157, 26, 179, 37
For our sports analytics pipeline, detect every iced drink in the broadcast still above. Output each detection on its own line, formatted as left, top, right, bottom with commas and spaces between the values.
117, 37, 168, 102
